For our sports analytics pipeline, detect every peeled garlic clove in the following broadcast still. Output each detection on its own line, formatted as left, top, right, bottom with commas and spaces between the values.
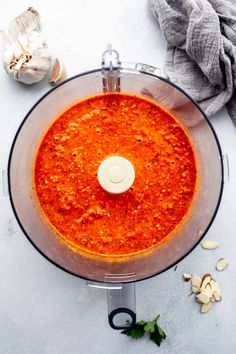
200, 274, 212, 290
213, 290, 222, 302
210, 279, 219, 292
216, 258, 229, 272
196, 292, 211, 304
49, 58, 66, 85
201, 302, 213, 313
191, 276, 201, 288
191, 276, 201, 293
204, 284, 213, 298
183, 273, 192, 282
192, 286, 199, 294
201, 240, 220, 250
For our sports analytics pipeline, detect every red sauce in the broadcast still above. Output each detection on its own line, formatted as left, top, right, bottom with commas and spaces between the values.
34, 93, 197, 256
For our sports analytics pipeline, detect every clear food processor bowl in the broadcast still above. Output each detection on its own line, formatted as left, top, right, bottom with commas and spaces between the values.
8, 46, 223, 329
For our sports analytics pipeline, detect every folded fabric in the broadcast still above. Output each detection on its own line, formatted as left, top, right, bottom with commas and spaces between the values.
149, 0, 236, 125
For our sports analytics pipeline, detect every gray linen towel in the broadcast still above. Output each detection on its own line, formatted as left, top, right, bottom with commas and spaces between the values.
149, 0, 236, 125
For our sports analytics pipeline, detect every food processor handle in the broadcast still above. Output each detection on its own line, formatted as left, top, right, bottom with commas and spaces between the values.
101, 44, 164, 93
107, 282, 136, 330
87, 281, 136, 330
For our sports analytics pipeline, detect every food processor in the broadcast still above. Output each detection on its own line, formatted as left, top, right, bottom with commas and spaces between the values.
7, 46, 225, 329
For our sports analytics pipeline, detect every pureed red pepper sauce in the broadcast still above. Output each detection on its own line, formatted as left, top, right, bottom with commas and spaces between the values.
34, 93, 197, 256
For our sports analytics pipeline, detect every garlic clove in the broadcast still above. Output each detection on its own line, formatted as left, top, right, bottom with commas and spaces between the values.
213, 290, 221, 302
216, 258, 229, 272
49, 58, 66, 86
200, 240, 220, 250
200, 274, 212, 290
196, 292, 211, 304
204, 284, 213, 298
201, 302, 213, 313
191, 276, 201, 293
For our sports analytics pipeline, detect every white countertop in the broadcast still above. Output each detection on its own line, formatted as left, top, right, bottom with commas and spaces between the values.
0, 1, 236, 353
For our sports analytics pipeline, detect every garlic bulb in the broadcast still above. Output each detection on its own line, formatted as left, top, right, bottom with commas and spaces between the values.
3, 7, 52, 84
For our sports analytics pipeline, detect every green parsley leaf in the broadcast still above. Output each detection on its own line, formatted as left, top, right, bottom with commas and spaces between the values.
143, 319, 156, 333
150, 323, 166, 347
157, 324, 166, 338
121, 314, 166, 348
121, 324, 145, 339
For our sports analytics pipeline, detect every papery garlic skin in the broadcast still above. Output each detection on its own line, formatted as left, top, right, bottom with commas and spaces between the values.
3, 8, 52, 84
8, 7, 41, 39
